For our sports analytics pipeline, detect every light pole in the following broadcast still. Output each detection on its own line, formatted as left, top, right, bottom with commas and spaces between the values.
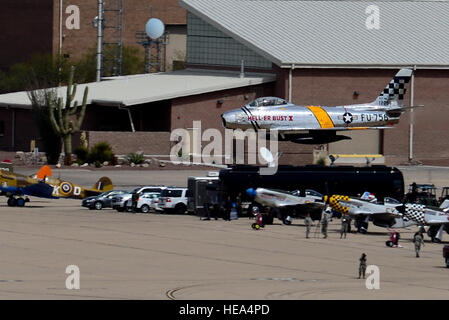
96, 0, 103, 82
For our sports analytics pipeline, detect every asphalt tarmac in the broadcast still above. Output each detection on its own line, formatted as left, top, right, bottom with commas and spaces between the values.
0, 167, 448, 299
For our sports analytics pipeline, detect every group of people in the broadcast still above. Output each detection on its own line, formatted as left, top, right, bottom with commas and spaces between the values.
202, 193, 243, 221
304, 207, 349, 239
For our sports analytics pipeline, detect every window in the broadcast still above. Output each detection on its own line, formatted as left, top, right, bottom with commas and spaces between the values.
186, 13, 271, 69
161, 189, 183, 197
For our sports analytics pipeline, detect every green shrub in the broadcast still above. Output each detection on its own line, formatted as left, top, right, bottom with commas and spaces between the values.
87, 142, 113, 164
74, 146, 89, 164
315, 157, 327, 166
126, 152, 144, 165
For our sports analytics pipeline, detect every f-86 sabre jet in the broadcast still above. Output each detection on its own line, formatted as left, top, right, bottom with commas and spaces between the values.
222, 69, 415, 144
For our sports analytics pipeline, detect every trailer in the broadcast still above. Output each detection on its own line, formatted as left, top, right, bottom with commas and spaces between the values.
187, 174, 220, 217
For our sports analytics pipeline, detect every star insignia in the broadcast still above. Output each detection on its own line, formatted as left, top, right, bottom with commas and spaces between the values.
343, 112, 353, 124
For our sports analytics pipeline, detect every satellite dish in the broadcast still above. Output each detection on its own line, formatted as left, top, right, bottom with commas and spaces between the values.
145, 18, 165, 39
259, 147, 274, 166
92, 16, 99, 28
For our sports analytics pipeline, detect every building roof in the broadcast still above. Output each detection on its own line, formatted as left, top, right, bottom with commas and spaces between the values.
179, 0, 449, 68
0, 69, 276, 109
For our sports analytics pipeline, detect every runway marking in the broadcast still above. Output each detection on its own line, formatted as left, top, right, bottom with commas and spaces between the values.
166, 288, 178, 300
166, 284, 206, 300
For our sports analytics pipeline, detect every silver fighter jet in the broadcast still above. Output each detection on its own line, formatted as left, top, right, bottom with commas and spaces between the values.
222, 69, 414, 144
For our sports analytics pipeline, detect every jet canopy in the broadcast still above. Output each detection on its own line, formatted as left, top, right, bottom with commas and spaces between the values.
248, 96, 288, 108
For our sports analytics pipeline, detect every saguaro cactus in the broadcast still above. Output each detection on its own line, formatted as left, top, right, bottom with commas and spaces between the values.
49, 66, 89, 165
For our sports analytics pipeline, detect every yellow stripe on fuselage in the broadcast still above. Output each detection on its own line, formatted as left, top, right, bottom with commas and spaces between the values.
307, 106, 334, 129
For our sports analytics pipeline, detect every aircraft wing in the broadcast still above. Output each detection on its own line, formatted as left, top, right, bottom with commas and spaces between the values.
0, 183, 57, 199
0, 185, 24, 196
22, 183, 58, 199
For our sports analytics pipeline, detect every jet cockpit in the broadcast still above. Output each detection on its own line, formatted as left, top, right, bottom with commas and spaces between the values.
247, 97, 288, 108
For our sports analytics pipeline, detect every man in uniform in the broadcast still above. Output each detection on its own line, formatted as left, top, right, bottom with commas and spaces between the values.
340, 215, 349, 239
304, 213, 313, 238
413, 231, 425, 257
321, 208, 330, 239
358, 253, 367, 279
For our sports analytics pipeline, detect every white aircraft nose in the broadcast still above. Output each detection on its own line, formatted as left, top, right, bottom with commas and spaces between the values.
221, 109, 244, 129
221, 111, 234, 128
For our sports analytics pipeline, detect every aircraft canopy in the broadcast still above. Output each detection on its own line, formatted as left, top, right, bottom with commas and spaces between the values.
248, 96, 287, 108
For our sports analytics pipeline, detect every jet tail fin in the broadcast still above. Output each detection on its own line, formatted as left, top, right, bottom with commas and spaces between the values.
92, 177, 113, 192
372, 69, 413, 108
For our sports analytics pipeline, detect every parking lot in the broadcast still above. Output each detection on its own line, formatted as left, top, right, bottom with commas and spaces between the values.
0, 167, 448, 299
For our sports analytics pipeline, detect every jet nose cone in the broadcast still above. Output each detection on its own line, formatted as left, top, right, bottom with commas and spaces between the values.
246, 188, 257, 198
221, 114, 227, 128
221, 111, 235, 128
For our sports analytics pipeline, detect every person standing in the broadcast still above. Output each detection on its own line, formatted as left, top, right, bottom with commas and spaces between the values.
413, 231, 425, 257
358, 253, 367, 279
340, 216, 348, 239
202, 202, 211, 220
236, 192, 243, 217
131, 191, 139, 213
304, 213, 313, 239
224, 195, 233, 221
321, 209, 329, 239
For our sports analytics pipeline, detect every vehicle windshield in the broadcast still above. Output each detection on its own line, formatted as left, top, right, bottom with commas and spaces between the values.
248, 97, 287, 108
161, 189, 183, 197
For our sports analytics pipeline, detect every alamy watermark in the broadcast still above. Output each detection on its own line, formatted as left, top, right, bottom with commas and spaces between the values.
365, 5, 380, 30
65, 265, 80, 290
170, 121, 279, 175
365, 265, 380, 290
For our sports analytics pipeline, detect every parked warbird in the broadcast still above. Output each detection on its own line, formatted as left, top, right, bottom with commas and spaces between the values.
325, 192, 416, 233
401, 203, 449, 243
246, 187, 325, 222
0, 165, 113, 206
222, 69, 416, 144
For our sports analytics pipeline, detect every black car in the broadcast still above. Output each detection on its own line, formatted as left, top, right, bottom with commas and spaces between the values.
82, 190, 127, 210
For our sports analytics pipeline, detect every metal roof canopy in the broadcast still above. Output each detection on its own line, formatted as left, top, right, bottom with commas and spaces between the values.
179, 0, 449, 69
0, 69, 276, 109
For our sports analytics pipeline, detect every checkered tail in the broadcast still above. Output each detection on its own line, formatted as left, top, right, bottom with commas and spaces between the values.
373, 69, 413, 108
